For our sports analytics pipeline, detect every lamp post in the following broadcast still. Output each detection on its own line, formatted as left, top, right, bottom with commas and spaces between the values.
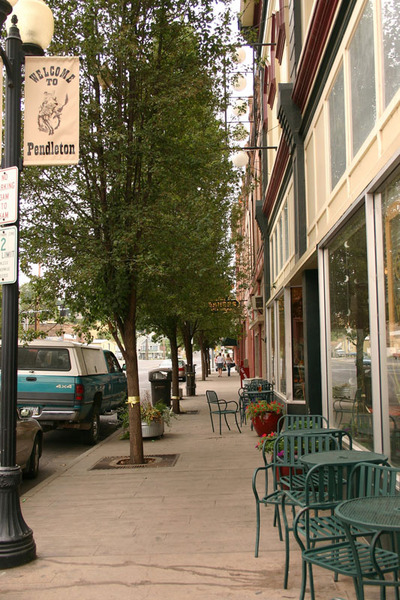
0, 0, 53, 568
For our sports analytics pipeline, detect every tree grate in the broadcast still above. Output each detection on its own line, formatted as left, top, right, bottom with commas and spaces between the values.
90, 454, 179, 470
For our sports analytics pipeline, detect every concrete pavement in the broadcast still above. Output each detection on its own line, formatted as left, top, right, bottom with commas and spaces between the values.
1, 369, 359, 599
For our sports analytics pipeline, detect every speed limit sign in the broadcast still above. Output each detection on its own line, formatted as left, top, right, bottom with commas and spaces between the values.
0, 226, 17, 284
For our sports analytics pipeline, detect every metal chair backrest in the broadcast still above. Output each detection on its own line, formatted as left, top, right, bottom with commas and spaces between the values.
303, 462, 348, 506
206, 390, 219, 406
272, 431, 340, 468
278, 414, 328, 431
247, 379, 263, 391
350, 462, 400, 498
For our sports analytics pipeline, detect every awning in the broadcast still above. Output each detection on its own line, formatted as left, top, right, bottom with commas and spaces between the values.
221, 337, 238, 346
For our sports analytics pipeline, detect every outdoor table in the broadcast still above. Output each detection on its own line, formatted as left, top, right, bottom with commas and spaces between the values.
300, 449, 388, 471
335, 496, 400, 598
335, 496, 400, 533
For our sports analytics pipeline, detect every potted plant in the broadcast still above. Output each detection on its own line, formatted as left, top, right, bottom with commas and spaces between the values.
246, 399, 284, 436
255, 431, 280, 455
119, 395, 175, 439
140, 401, 173, 438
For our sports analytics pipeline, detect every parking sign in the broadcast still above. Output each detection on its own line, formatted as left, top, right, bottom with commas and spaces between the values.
0, 226, 17, 284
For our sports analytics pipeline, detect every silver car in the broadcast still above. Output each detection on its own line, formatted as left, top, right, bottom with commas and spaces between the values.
17, 409, 43, 478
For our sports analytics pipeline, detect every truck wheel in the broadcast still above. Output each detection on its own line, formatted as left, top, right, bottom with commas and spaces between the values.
83, 408, 100, 445
24, 436, 40, 479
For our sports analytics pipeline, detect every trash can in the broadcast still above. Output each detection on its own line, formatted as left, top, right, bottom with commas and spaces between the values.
185, 364, 196, 396
148, 368, 172, 407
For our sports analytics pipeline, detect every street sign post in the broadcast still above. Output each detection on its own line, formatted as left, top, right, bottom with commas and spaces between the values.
0, 226, 17, 284
0, 166, 18, 225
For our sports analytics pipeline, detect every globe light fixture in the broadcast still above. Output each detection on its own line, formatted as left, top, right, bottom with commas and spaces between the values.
234, 46, 247, 64
232, 99, 248, 117
232, 151, 249, 168
6, 0, 53, 53
232, 74, 247, 92
0, 0, 53, 569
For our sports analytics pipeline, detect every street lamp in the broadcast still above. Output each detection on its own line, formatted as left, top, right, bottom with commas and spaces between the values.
0, 0, 53, 568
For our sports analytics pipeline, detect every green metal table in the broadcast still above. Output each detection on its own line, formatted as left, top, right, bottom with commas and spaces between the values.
335, 496, 400, 532
335, 496, 400, 600
300, 449, 387, 470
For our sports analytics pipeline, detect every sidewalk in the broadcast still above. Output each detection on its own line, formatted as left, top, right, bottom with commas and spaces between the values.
1, 369, 356, 599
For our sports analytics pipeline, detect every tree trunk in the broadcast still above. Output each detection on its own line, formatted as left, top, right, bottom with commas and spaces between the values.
198, 332, 207, 381
116, 294, 144, 465
169, 332, 181, 414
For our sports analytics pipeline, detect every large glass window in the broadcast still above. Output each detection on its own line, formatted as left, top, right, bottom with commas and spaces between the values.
328, 65, 346, 188
328, 207, 372, 449
278, 295, 286, 394
270, 306, 275, 384
291, 288, 304, 401
382, 0, 400, 107
381, 169, 400, 466
349, 0, 376, 156
270, 200, 289, 281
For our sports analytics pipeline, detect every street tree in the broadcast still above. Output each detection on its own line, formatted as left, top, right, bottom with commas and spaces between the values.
19, 0, 238, 463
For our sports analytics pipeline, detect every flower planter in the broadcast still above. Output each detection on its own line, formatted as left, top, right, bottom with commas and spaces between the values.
252, 413, 280, 437
141, 420, 164, 438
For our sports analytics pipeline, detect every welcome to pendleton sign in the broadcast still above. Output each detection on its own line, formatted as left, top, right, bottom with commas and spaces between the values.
24, 56, 79, 166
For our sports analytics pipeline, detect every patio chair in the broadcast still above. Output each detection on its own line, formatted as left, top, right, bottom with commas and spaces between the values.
278, 414, 329, 431
238, 387, 249, 425
293, 462, 400, 600
252, 431, 340, 557
206, 390, 241, 435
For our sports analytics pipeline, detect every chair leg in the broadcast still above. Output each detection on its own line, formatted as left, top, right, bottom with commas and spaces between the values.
219, 414, 222, 435
209, 412, 215, 433
308, 563, 315, 600
255, 502, 261, 557
221, 413, 230, 432
234, 412, 241, 433
273, 505, 283, 541
281, 496, 291, 589
299, 557, 308, 600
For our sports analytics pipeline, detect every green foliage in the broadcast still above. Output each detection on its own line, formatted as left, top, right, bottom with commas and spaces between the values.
245, 400, 285, 420
18, 0, 240, 461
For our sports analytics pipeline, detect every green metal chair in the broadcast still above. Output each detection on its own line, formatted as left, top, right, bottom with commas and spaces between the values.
237, 387, 249, 425
278, 414, 329, 431
206, 390, 241, 435
252, 431, 340, 557
293, 462, 400, 600
280, 432, 353, 590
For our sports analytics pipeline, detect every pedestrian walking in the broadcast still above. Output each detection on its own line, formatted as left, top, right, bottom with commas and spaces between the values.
215, 353, 225, 377
226, 354, 234, 377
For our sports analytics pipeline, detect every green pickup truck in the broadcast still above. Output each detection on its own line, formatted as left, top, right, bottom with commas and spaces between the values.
8, 340, 127, 444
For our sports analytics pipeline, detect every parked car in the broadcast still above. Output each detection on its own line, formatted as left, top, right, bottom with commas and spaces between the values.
159, 358, 186, 381
17, 409, 43, 479
2, 340, 127, 446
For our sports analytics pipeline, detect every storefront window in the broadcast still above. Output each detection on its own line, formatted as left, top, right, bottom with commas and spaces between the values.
328, 207, 372, 449
328, 64, 346, 188
291, 288, 304, 400
278, 295, 286, 394
381, 169, 400, 466
349, 0, 376, 156
382, 0, 400, 107
270, 306, 275, 385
